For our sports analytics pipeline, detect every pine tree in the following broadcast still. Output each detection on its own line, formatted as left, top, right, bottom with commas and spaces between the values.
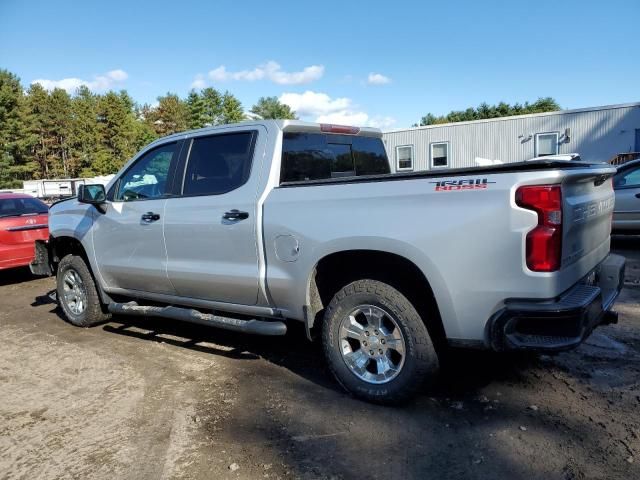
0, 70, 33, 188
186, 90, 207, 129
71, 86, 104, 177
132, 103, 158, 152
95, 90, 139, 173
23, 83, 52, 178
201, 87, 223, 126
220, 91, 245, 124
47, 88, 73, 177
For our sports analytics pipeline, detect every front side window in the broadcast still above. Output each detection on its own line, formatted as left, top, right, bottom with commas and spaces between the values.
614, 165, 640, 189
183, 131, 256, 196
536, 133, 559, 157
116, 143, 177, 201
431, 142, 449, 168
396, 145, 413, 171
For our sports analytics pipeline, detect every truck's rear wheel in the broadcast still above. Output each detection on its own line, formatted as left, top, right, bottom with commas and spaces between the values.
322, 279, 439, 404
56, 254, 110, 327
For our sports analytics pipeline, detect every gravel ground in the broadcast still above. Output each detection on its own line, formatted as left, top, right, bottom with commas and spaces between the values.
0, 237, 639, 480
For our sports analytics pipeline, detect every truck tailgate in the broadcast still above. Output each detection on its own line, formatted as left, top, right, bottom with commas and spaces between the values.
562, 170, 615, 271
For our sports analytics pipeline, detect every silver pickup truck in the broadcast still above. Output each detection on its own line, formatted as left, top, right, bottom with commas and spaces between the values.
35, 120, 625, 404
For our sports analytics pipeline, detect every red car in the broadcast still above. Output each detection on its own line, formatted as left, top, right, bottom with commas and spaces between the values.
0, 193, 49, 271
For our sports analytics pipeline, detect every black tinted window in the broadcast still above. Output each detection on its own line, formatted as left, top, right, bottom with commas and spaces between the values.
0, 197, 48, 217
281, 133, 389, 183
183, 132, 256, 196
116, 143, 177, 201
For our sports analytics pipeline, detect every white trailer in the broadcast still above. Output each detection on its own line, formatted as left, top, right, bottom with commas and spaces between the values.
23, 179, 76, 200
22, 175, 114, 201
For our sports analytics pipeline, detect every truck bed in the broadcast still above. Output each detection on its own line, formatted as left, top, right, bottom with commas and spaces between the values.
279, 160, 606, 187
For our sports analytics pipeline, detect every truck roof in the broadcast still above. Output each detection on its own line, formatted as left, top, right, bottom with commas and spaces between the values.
144, 120, 383, 150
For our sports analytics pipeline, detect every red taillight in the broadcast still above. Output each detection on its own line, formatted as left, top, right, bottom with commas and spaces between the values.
320, 124, 360, 135
516, 185, 562, 272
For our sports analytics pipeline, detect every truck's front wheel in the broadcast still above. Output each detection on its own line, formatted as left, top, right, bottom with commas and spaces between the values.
322, 279, 439, 404
56, 254, 110, 327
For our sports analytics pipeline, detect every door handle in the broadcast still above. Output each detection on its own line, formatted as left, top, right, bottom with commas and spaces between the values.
223, 209, 249, 221
635, 193, 640, 199
141, 212, 161, 222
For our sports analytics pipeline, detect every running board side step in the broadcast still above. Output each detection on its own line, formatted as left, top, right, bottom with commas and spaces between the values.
107, 302, 287, 336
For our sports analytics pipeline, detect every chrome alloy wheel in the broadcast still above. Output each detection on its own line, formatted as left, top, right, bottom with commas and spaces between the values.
62, 268, 87, 315
339, 305, 406, 384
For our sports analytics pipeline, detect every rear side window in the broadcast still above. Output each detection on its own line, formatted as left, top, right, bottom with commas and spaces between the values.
281, 133, 390, 183
0, 197, 48, 217
183, 132, 256, 196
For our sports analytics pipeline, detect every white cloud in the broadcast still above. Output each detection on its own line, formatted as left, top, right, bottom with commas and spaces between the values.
106, 69, 128, 82
368, 115, 397, 129
32, 69, 128, 93
316, 111, 370, 125
268, 62, 324, 85
279, 90, 396, 129
195, 61, 324, 87
279, 91, 351, 117
367, 72, 391, 85
190, 74, 207, 89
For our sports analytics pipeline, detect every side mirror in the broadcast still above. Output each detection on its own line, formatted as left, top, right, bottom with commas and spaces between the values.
78, 184, 107, 205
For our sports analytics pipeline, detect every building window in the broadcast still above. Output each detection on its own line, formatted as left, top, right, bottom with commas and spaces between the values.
430, 142, 449, 168
396, 145, 414, 171
535, 132, 559, 157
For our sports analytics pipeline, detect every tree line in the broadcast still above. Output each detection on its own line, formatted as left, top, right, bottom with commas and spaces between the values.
0, 67, 561, 189
0, 69, 296, 188
416, 97, 560, 126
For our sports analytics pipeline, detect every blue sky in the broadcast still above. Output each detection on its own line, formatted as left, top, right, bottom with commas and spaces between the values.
1, 0, 638, 129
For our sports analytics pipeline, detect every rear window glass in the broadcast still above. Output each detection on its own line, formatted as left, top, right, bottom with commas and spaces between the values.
0, 197, 48, 217
281, 133, 390, 183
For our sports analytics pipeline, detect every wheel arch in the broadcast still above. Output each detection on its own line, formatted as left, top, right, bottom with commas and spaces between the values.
50, 235, 89, 268
305, 249, 447, 349
49, 234, 112, 306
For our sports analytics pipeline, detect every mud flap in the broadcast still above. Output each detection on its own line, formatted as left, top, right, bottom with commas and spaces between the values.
30, 240, 52, 276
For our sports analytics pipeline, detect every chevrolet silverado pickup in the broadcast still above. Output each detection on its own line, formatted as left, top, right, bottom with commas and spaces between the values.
35, 120, 625, 404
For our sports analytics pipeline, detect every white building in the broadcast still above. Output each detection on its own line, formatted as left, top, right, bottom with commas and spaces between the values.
382, 102, 640, 172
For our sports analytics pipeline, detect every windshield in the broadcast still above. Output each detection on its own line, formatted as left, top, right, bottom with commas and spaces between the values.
0, 197, 49, 218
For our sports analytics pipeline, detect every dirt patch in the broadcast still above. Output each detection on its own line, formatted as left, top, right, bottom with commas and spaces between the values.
0, 237, 639, 479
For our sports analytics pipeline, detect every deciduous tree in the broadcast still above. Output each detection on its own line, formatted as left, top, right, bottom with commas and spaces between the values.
146, 93, 188, 136
250, 96, 297, 120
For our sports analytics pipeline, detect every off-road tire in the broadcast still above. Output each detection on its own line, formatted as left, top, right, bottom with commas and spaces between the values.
56, 254, 111, 327
322, 279, 439, 404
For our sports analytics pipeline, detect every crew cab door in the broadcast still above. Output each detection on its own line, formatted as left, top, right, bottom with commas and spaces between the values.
92, 141, 182, 294
163, 127, 265, 305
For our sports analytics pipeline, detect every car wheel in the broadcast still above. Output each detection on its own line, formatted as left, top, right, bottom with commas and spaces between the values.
322, 279, 439, 404
56, 254, 110, 327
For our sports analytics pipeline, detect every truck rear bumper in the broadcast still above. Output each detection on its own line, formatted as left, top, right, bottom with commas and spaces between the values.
488, 254, 625, 352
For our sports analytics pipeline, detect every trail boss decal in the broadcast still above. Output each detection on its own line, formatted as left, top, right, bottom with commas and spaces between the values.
429, 178, 496, 191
